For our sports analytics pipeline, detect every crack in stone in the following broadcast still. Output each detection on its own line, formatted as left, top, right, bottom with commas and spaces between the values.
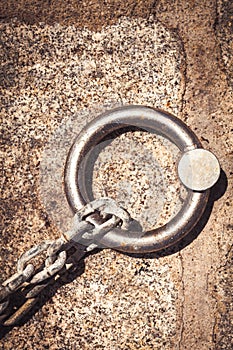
212, 309, 218, 349
206, 266, 218, 349
215, 0, 233, 88
209, 241, 233, 349
177, 251, 185, 350
147, 0, 159, 19
177, 35, 187, 121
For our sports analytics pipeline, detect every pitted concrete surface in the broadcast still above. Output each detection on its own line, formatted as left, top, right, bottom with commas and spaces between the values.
0, 1, 232, 349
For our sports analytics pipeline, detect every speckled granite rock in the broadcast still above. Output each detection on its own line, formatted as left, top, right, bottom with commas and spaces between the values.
0, 1, 232, 349
0, 16, 186, 350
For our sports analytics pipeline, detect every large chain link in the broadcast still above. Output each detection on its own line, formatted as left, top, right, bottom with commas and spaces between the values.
0, 198, 131, 327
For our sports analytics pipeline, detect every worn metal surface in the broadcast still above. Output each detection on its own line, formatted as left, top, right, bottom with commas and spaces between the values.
0, 0, 232, 349
65, 105, 209, 253
0, 198, 129, 327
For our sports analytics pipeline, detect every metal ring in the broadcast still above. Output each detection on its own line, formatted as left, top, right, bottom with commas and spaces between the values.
64, 105, 209, 253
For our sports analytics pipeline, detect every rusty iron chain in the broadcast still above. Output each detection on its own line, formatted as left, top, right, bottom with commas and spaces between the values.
0, 198, 131, 327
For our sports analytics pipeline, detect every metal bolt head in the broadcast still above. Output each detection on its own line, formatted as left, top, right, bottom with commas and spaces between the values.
178, 149, 220, 191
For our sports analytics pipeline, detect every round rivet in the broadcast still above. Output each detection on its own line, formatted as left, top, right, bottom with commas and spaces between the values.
178, 149, 220, 191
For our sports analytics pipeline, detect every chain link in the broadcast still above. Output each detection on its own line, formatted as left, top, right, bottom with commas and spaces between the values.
0, 198, 131, 327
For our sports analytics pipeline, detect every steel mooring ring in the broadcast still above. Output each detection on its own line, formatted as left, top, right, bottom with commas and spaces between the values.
64, 105, 220, 253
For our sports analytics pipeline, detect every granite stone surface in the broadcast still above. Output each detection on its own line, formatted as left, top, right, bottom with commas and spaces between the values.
0, 1, 232, 349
